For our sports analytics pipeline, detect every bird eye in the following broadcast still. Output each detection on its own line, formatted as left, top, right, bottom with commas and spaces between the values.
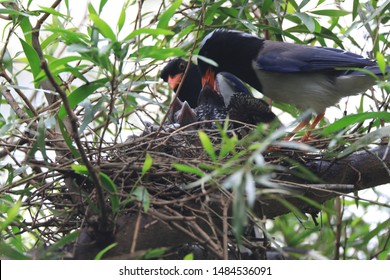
178, 62, 186, 71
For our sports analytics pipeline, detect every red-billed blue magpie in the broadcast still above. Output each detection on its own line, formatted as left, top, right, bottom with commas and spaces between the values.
198, 29, 389, 140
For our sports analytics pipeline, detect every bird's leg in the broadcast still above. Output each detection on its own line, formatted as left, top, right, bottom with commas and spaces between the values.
300, 112, 325, 141
283, 118, 311, 141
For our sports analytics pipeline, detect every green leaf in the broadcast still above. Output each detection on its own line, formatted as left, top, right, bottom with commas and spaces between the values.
311, 9, 350, 17
322, 112, 390, 135
58, 119, 81, 159
58, 78, 108, 120
198, 130, 216, 161
99, 0, 108, 14
172, 163, 205, 177
0, 242, 29, 260
0, 200, 21, 231
262, 0, 274, 15
135, 46, 186, 60
37, 118, 49, 163
44, 28, 89, 44
132, 187, 150, 212
95, 243, 117, 260
99, 172, 120, 213
376, 52, 386, 74
38, 6, 70, 19
183, 253, 194, 260
19, 38, 41, 81
125, 28, 174, 41
89, 14, 116, 41
296, 12, 316, 33
99, 172, 117, 193
141, 153, 153, 176
337, 126, 390, 158
117, 3, 126, 33
87, 2, 98, 16
19, 16, 33, 44
352, 0, 359, 20
71, 164, 120, 212
71, 164, 88, 174
46, 231, 79, 253
157, 0, 182, 29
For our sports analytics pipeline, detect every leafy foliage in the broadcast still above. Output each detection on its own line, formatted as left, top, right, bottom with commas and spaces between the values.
0, 0, 389, 260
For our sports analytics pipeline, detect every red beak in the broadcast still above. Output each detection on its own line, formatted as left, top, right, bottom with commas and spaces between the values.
201, 68, 216, 89
167, 74, 183, 91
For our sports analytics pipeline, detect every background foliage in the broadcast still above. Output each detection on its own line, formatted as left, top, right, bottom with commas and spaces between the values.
0, 0, 389, 259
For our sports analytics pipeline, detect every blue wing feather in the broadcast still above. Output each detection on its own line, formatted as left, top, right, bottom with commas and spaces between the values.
257, 41, 376, 73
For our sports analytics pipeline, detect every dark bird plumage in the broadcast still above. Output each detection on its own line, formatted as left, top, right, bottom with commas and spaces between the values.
172, 82, 226, 129
215, 72, 278, 126
198, 29, 389, 139
160, 58, 202, 108
195, 83, 227, 128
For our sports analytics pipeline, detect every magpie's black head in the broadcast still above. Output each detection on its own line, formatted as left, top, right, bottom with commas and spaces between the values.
160, 58, 202, 108
160, 58, 187, 83
198, 29, 264, 91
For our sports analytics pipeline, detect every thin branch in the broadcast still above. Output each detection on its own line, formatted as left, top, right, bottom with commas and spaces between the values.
30, 0, 108, 230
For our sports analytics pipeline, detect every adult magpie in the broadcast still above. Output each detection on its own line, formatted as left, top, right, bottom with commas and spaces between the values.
198, 29, 389, 140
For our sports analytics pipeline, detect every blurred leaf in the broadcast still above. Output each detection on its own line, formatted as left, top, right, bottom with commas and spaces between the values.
99, 172, 120, 213
58, 78, 108, 120
95, 243, 117, 260
296, 12, 316, 33
125, 28, 174, 41
183, 253, 194, 260
223, 169, 244, 190
2, 48, 13, 73
262, 0, 274, 15
376, 52, 386, 74
245, 171, 256, 207
117, 3, 126, 33
38, 6, 70, 18
311, 9, 350, 17
19, 38, 41, 81
135, 46, 186, 60
0, 242, 29, 260
71, 164, 120, 212
142, 248, 167, 259
0, 200, 21, 231
37, 118, 49, 163
172, 163, 205, 177
196, 55, 219, 68
337, 126, 390, 158
46, 231, 79, 253
141, 153, 153, 176
58, 119, 81, 159
323, 112, 390, 135
44, 28, 89, 44
99, 0, 108, 14
71, 164, 89, 174
157, 0, 182, 29
19, 17, 33, 44
132, 187, 150, 212
352, 0, 359, 20
198, 130, 216, 161
87, 2, 98, 16
78, 99, 104, 134
89, 14, 116, 41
